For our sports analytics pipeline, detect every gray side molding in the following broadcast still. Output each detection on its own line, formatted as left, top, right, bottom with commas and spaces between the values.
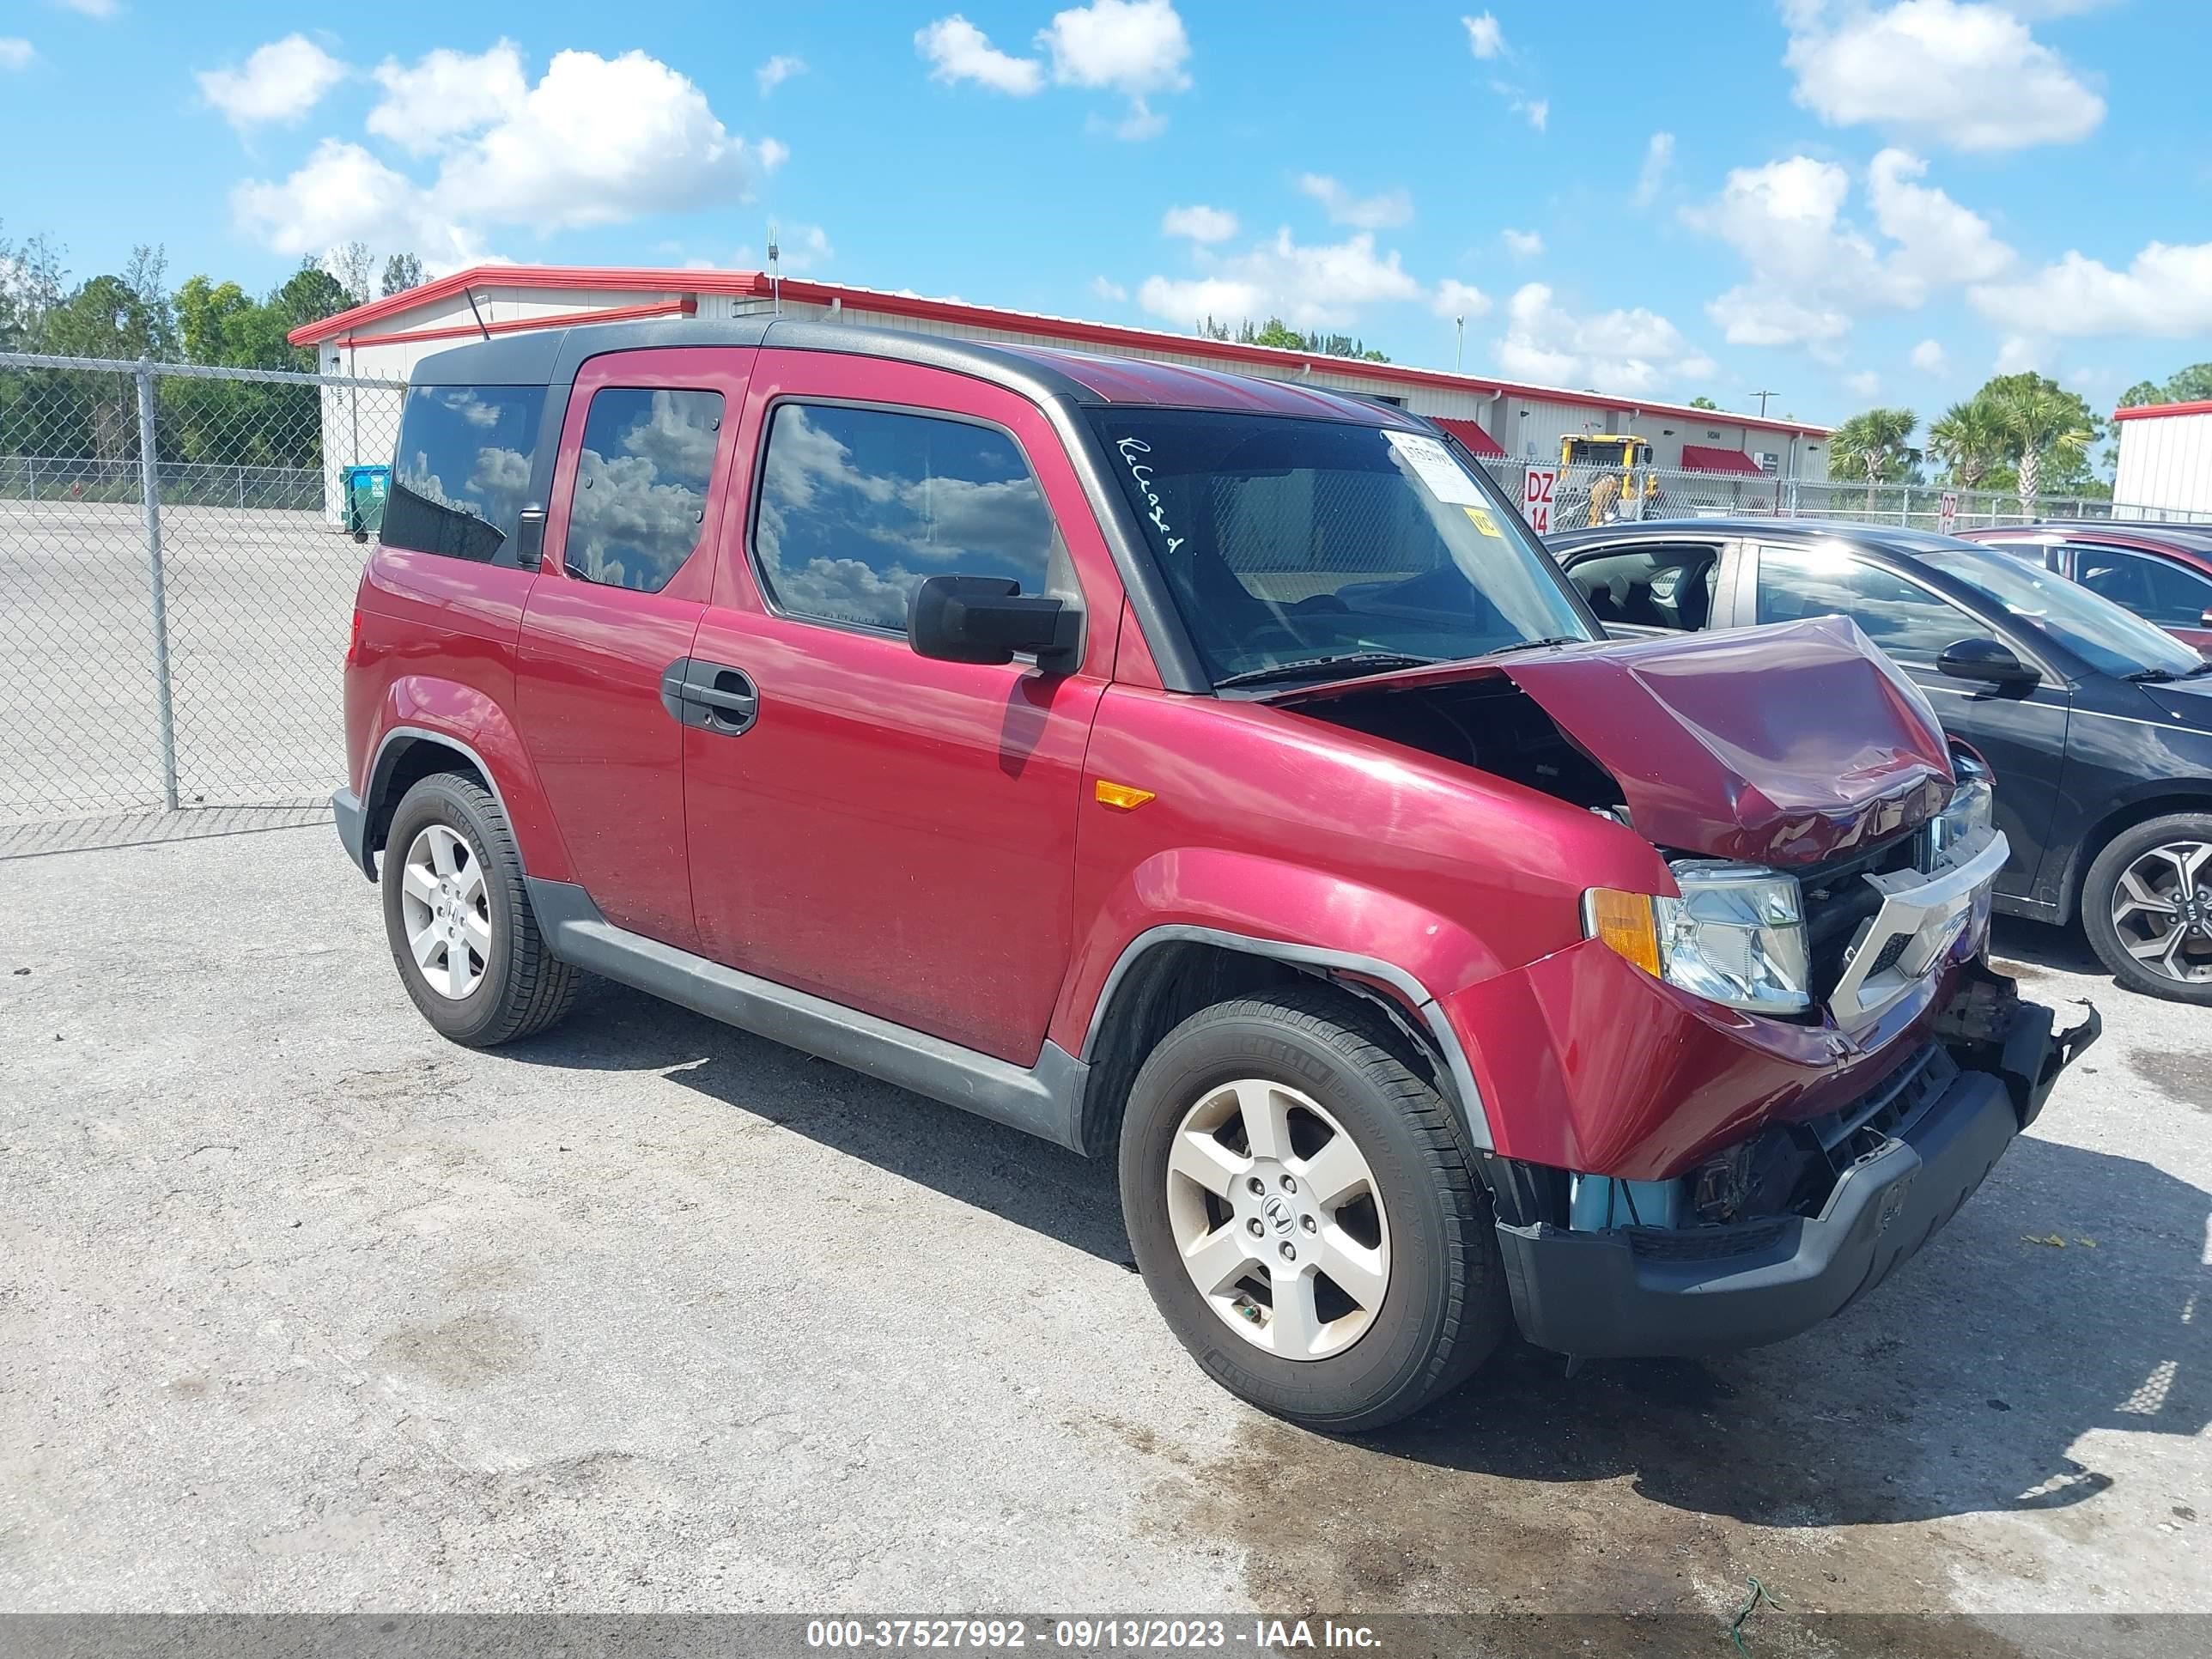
1079, 925, 1496, 1151
526, 878, 1089, 1152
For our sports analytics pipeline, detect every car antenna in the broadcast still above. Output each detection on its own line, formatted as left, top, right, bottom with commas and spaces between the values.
768, 222, 781, 317
463, 287, 490, 342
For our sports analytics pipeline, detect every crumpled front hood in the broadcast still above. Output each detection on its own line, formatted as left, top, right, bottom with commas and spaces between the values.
1267, 617, 1955, 866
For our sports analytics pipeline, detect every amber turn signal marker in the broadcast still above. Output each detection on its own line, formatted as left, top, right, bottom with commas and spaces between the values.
1584, 888, 1661, 976
1094, 780, 1157, 811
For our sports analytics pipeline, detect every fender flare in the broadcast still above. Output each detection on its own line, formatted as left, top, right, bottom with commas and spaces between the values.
1079, 923, 1495, 1152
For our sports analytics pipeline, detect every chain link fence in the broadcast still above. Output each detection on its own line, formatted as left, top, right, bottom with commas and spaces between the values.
0, 352, 402, 828
6, 348, 2212, 832
1472, 457, 2212, 536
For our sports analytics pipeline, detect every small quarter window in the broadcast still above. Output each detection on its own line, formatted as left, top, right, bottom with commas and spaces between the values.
563, 387, 725, 593
382, 386, 545, 562
752, 402, 1057, 631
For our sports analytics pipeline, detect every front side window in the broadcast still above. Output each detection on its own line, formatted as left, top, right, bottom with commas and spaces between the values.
2069, 545, 2212, 629
1089, 410, 1592, 684
753, 402, 1057, 631
1755, 545, 1978, 664
382, 386, 544, 562
1921, 544, 2203, 678
563, 387, 724, 593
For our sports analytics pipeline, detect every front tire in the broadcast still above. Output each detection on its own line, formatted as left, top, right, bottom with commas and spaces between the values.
1118, 984, 1507, 1432
2081, 812, 2212, 1004
380, 773, 580, 1045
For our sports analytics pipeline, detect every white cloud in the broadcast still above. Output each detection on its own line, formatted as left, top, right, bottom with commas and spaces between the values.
1432, 279, 1492, 319
1091, 276, 1128, 302
757, 54, 806, 95
775, 222, 834, 273
1910, 337, 1948, 374
367, 42, 527, 156
1161, 204, 1237, 242
1844, 369, 1881, 398
1039, 0, 1190, 94
1995, 335, 2045, 374
1496, 282, 1713, 395
0, 38, 33, 70
1297, 174, 1413, 231
1865, 147, 2012, 283
234, 48, 779, 264
1139, 228, 1420, 330
232, 140, 487, 270
915, 15, 1043, 95
1041, 0, 1190, 138
1686, 148, 2009, 350
59, 0, 118, 14
198, 34, 346, 129
1513, 95, 1549, 132
1784, 0, 2104, 152
1462, 13, 1504, 58
1633, 131, 1674, 208
1970, 240, 2212, 339
1503, 228, 1543, 258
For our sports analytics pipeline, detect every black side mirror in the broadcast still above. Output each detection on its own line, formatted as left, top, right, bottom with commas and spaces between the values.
909, 574, 1079, 668
1938, 636, 2039, 689
514, 506, 547, 572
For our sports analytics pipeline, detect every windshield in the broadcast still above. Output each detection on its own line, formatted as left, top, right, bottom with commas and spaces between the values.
1090, 409, 1595, 685
1919, 544, 2203, 679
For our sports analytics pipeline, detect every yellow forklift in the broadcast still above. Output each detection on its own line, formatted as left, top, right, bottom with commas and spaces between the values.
1561, 433, 1659, 524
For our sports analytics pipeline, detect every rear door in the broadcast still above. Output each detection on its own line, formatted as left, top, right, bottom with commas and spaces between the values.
513, 348, 751, 950
1746, 541, 2071, 900
2064, 541, 2212, 650
683, 350, 1121, 1065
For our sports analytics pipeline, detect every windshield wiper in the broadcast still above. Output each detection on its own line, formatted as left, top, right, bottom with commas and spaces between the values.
2124, 666, 2179, 682
1475, 635, 1587, 659
1213, 651, 1439, 690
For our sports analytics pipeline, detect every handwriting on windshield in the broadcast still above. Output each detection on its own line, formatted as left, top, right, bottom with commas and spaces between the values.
1116, 437, 1185, 556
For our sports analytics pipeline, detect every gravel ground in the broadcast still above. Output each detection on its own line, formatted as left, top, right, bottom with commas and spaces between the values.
0, 823, 2205, 1643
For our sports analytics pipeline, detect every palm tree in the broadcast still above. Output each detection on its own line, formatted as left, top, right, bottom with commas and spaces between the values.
1831, 406, 1921, 512
1926, 397, 2008, 493
1985, 379, 2094, 516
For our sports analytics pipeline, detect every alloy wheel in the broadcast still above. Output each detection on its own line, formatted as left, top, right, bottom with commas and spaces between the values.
398, 823, 493, 1000
1164, 1078, 1391, 1361
2109, 839, 2212, 987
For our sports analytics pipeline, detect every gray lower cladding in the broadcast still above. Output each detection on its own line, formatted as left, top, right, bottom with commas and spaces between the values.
525, 877, 1089, 1152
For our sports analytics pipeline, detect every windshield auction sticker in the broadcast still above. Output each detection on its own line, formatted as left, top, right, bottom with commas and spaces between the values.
1382, 430, 1486, 507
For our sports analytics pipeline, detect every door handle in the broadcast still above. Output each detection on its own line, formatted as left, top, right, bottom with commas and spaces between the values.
660, 658, 760, 735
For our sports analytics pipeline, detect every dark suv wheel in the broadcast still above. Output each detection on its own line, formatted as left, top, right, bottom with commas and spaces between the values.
380, 773, 580, 1044
1118, 983, 1507, 1432
2081, 811, 2212, 1004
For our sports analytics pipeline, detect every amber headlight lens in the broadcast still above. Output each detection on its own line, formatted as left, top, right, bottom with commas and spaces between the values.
1588, 863, 1811, 1014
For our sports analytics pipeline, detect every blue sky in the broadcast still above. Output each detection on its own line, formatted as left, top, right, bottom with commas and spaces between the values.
3, 1, 2208, 431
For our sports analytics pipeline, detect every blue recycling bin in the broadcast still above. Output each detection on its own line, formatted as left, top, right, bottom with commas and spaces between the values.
343, 465, 391, 538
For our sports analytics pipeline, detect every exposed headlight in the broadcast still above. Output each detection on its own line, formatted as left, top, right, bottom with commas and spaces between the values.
1926, 759, 1996, 867
1583, 861, 1813, 1014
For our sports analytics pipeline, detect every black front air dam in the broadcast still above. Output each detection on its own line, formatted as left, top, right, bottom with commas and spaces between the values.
1496, 1066, 2020, 1360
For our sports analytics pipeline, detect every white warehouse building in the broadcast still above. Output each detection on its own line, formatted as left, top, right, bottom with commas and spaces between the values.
2112, 399, 2212, 519
289, 264, 1832, 511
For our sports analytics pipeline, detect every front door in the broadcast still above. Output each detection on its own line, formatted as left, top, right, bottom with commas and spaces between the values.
1747, 541, 2072, 902
684, 350, 1121, 1064
514, 347, 752, 950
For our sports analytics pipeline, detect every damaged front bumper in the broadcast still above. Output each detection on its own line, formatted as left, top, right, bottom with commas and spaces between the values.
1494, 964, 2100, 1359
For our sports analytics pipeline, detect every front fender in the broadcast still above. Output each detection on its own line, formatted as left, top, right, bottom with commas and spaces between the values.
1050, 848, 1510, 1147
363, 676, 574, 883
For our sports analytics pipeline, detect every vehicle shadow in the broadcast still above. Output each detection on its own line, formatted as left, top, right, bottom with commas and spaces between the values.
1989, 912, 2106, 980
508, 978, 2208, 1532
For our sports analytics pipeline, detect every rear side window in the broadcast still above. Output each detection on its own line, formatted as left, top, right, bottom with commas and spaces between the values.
1567, 543, 1723, 631
563, 387, 725, 593
2070, 544, 2212, 629
751, 402, 1056, 632
1755, 545, 1975, 663
381, 386, 544, 562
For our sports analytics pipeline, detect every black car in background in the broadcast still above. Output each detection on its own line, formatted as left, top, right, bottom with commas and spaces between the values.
1548, 519, 2212, 1003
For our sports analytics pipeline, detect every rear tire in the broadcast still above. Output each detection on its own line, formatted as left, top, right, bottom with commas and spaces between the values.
380, 774, 580, 1045
2081, 812, 2212, 1005
1118, 983, 1507, 1432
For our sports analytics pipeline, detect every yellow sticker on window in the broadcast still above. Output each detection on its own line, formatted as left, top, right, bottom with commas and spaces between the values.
1464, 505, 1503, 538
